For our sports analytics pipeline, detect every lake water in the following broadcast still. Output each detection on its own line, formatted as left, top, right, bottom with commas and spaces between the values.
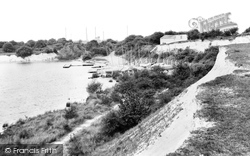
0, 61, 93, 130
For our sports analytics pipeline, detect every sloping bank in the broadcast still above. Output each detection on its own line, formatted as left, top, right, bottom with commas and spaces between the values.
91, 47, 237, 156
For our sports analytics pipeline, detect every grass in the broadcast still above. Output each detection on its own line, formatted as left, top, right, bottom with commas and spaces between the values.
225, 43, 250, 68
167, 43, 250, 156
0, 100, 111, 145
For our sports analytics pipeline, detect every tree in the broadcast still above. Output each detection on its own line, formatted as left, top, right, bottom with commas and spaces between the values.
187, 29, 200, 40
57, 38, 67, 45
244, 27, 250, 33
9, 40, 18, 46
16, 46, 33, 58
91, 47, 107, 56
35, 40, 46, 48
0, 41, 6, 48
86, 40, 99, 51
26, 40, 36, 47
2, 42, 15, 52
147, 32, 164, 44
86, 81, 102, 94
48, 38, 56, 45
223, 27, 238, 36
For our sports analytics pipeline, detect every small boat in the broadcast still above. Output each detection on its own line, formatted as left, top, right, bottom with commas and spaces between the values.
63, 64, 71, 68
82, 62, 94, 66
91, 63, 106, 68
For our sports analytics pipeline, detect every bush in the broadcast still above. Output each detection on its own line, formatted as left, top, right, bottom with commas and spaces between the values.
57, 38, 67, 45
19, 129, 32, 139
63, 105, 78, 120
82, 53, 92, 61
91, 47, 107, 56
2, 42, 15, 52
47, 38, 56, 45
100, 94, 112, 106
26, 40, 36, 48
43, 47, 54, 54
0, 41, 6, 48
16, 46, 33, 58
54, 43, 64, 50
86, 81, 102, 94
101, 92, 150, 136
35, 40, 46, 48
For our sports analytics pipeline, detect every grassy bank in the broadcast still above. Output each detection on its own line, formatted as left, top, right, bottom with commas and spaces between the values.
167, 43, 250, 156
0, 100, 111, 145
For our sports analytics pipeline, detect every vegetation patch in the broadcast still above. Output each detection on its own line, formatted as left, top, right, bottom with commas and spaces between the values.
0, 101, 110, 145
66, 46, 219, 155
167, 74, 250, 156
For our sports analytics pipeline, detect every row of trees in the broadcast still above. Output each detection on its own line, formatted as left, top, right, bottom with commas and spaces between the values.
187, 28, 239, 40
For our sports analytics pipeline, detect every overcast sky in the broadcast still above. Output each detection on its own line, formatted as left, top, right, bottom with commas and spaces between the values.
0, 0, 249, 42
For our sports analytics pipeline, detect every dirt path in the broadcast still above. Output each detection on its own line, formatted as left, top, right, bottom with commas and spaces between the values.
52, 114, 104, 156
133, 47, 238, 156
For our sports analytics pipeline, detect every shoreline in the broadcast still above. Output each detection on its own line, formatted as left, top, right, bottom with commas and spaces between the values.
0, 53, 58, 62
0, 53, 119, 132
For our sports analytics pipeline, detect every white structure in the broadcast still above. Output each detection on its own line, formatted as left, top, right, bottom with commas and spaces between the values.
160, 34, 188, 45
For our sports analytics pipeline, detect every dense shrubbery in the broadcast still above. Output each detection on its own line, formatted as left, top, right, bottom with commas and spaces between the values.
35, 40, 46, 48
101, 46, 219, 137
16, 46, 33, 58
63, 105, 78, 120
57, 43, 84, 60
2, 42, 15, 52
0, 41, 6, 48
87, 81, 102, 94
47, 38, 56, 45
26, 40, 36, 48
244, 27, 250, 34
91, 47, 107, 56
57, 38, 67, 45
188, 28, 239, 41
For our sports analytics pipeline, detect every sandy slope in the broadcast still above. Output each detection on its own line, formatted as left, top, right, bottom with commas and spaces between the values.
154, 35, 250, 53
133, 47, 238, 156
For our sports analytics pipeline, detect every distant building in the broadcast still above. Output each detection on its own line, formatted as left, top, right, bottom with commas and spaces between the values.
160, 34, 188, 45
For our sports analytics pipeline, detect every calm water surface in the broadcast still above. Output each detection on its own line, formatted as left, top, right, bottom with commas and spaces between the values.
0, 61, 92, 129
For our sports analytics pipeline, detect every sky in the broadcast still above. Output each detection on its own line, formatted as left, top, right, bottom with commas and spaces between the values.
0, 0, 249, 42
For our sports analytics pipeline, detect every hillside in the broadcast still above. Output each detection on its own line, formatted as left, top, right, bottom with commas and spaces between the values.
88, 38, 250, 156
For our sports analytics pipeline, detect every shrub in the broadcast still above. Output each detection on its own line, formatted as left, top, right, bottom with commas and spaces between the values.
187, 29, 200, 40
2, 42, 15, 52
91, 47, 107, 56
0, 41, 6, 48
63, 105, 78, 120
26, 40, 36, 47
172, 63, 191, 81
100, 94, 112, 106
57, 38, 67, 45
35, 40, 46, 48
82, 53, 92, 61
101, 92, 150, 136
19, 129, 32, 139
86, 81, 102, 94
54, 43, 64, 50
43, 47, 54, 54
244, 27, 250, 34
16, 46, 33, 58
63, 124, 71, 132
48, 38, 56, 45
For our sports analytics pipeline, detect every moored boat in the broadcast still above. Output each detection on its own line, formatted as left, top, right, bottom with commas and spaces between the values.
63, 64, 71, 68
